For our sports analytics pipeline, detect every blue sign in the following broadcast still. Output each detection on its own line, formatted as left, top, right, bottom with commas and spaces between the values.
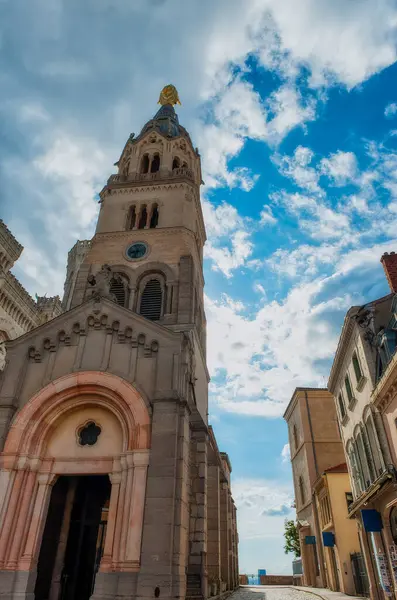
258, 569, 267, 576
322, 532, 335, 547
361, 509, 383, 532
305, 535, 316, 545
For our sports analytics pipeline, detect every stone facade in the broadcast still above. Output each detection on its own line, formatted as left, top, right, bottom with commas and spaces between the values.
283, 388, 360, 593
0, 95, 238, 600
328, 253, 397, 600
0, 219, 62, 369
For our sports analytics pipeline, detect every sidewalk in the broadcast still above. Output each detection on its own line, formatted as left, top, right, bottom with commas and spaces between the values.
293, 585, 362, 600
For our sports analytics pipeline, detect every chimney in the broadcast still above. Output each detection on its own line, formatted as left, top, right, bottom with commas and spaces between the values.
381, 252, 397, 293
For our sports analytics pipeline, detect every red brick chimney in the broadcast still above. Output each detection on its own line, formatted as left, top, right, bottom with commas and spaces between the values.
381, 252, 397, 292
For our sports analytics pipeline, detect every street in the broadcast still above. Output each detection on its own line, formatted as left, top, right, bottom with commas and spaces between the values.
233, 588, 318, 600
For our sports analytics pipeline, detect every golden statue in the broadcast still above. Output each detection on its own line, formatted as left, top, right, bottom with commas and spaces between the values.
158, 84, 181, 106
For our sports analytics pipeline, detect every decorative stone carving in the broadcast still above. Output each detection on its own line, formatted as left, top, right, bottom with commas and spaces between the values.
87, 264, 117, 302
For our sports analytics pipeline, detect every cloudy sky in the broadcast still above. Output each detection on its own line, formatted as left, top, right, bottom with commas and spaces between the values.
2, 0, 397, 575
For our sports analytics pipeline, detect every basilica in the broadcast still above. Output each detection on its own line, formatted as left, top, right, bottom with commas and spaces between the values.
0, 86, 239, 600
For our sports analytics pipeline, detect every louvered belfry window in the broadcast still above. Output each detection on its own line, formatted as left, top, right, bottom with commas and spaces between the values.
140, 279, 162, 320
110, 276, 127, 307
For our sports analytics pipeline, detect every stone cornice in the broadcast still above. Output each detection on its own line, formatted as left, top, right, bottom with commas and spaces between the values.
100, 179, 196, 199
328, 314, 357, 393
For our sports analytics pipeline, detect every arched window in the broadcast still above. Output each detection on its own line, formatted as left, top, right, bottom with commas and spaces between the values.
172, 157, 180, 170
182, 161, 187, 168
338, 393, 346, 420
293, 424, 299, 451
139, 279, 163, 321
352, 352, 363, 383
138, 205, 148, 229
347, 440, 364, 497
355, 429, 372, 489
151, 154, 160, 173
150, 204, 159, 228
298, 476, 305, 505
126, 206, 136, 231
141, 154, 150, 174
110, 274, 129, 307
365, 413, 384, 477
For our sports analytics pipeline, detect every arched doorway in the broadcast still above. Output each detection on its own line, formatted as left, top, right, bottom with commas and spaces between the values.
0, 371, 151, 600
35, 475, 111, 600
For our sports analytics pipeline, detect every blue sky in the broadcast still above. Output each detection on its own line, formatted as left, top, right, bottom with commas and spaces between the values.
1, 0, 397, 576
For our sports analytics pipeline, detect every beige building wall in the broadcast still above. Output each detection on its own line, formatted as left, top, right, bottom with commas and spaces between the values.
315, 469, 361, 595
284, 387, 345, 589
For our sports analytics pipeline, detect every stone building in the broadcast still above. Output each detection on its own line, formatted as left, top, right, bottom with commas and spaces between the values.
0, 219, 62, 369
283, 388, 361, 593
0, 87, 238, 600
328, 252, 397, 600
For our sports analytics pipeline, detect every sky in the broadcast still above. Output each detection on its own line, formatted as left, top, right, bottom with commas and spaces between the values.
1, 0, 397, 576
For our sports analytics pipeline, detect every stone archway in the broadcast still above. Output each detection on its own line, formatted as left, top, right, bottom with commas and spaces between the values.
0, 371, 151, 599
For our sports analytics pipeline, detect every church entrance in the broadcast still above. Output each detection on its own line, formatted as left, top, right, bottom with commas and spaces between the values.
34, 475, 111, 600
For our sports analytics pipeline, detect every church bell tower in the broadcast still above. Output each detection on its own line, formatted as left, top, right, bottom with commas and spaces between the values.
63, 84, 207, 357
0, 86, 239, 600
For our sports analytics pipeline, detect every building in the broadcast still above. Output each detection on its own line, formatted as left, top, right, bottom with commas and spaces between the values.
313, 463, 365, 595
283, 387, 362, 592
0, 86, 238, 600
328, 252, 397, 600
0, 219, 62, 369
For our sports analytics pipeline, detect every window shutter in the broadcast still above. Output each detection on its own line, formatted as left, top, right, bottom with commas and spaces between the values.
110, 277, 126, 307
140, 280, 162, 321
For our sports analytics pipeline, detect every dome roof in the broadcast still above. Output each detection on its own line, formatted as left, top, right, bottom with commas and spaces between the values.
138, 104, 192, 143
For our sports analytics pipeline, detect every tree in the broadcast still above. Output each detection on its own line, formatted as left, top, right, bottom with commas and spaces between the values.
283, 519, 301, 557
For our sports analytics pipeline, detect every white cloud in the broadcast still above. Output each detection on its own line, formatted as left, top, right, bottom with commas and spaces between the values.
274, 146, 321, 193
266, 84, 316, 143
205, 234, 397, 418
234, 477, 295, 573
260, 206, 277, 225
5, 129, 112, 294
385, 102, 397, 118
281, 444, 291, 463
203, 200, 255, 278
320, 151, 358, 186
268, 243, 341, 278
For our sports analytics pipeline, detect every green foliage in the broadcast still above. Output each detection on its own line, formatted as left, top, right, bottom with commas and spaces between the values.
283, 519, 301, 557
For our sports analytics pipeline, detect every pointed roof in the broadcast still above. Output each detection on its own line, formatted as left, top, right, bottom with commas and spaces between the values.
137, 103, 193, 143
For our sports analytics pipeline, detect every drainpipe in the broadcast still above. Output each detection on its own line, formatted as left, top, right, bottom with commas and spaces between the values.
305, 391, 327, 588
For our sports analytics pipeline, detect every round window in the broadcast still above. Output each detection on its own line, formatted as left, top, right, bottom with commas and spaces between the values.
126, 242, 148, 260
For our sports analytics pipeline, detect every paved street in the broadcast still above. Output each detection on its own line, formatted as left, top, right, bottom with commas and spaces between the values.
232, 587, 318, 600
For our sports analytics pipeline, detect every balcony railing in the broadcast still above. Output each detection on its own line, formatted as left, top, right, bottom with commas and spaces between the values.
107, 167, 194, 186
